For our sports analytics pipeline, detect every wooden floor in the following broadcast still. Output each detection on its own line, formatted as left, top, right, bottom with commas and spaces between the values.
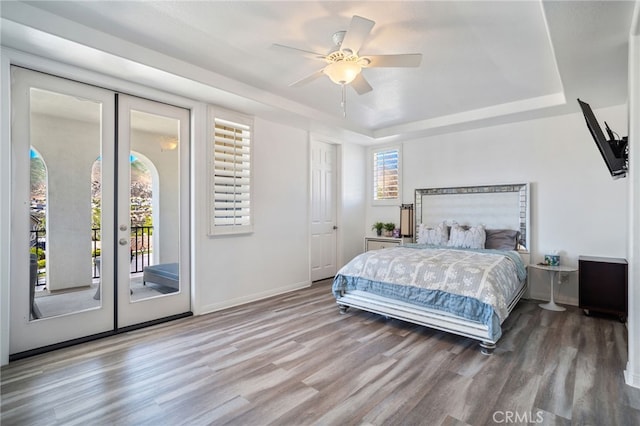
2, 280, 640, 425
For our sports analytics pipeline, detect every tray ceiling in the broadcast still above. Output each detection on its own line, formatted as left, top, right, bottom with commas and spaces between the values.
1, 1, 635, 142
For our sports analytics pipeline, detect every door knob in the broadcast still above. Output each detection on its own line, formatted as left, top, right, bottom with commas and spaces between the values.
120, 224, 128, 231
119, 238, 128, 246
333, 226, 338, 230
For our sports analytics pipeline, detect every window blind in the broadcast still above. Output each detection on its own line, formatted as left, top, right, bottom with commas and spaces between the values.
211, 112, 253, 235
373, 148, 399, 201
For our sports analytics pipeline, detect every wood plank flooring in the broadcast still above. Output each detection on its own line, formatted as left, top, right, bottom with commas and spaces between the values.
2, 280, 640, 425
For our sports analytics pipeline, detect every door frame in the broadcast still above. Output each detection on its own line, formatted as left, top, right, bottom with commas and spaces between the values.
2, 51, 197, 362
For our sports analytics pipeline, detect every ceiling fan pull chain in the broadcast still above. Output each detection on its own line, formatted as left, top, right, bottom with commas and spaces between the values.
341, 84, 347, 118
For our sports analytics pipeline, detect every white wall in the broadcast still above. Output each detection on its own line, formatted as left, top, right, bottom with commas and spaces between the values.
339, 143, 367, 267
193, 118, 311, 314
366, 105, 629, 305
625, 11, 640, 388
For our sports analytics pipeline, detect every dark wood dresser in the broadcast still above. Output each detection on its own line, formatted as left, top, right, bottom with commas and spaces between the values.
578, 255, 627, 322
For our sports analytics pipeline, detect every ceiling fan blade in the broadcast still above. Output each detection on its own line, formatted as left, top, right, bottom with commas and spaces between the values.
289, 68, 326, 87
350, 74, 373, 95
341, 15, 375, 55
271, 43, 326, 61
364, 54, 423, 68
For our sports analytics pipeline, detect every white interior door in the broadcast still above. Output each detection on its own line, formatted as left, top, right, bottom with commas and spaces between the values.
116, 94, 190, 328
9, 67, 116, 355
310, 140, 337, 281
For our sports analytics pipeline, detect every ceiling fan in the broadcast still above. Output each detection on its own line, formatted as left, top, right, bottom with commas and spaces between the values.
272, 15, 422, 115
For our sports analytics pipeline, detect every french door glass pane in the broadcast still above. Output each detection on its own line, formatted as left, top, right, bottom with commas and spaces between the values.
28, 88, 102, 319
128, 110, 180, 301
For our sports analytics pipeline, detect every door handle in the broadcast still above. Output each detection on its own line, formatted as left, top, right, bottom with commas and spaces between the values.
333, 226, 338, 230
119, 238, 128, 246
119, 224, 128, 231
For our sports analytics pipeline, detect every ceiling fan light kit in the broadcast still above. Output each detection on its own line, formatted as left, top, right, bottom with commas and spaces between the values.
274, 15, 422, 117
324, 59, 362, 85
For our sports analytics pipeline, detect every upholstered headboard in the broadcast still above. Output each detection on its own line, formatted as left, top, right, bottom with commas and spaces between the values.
414, 183, 530, 253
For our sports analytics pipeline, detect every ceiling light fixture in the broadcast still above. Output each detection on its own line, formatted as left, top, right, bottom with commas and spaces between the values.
323, 56, 364, 118
324, 59, 362, 85
160, 136, 178, 152
323, 52, 372, 117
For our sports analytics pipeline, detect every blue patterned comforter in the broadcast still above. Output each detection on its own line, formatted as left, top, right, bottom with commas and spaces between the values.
332, 245, 527, 339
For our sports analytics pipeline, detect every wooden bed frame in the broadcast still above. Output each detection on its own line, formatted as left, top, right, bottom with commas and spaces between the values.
335, 183, 530, 354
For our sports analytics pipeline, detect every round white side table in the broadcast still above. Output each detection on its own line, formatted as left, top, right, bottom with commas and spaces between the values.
530, 264, 578, 311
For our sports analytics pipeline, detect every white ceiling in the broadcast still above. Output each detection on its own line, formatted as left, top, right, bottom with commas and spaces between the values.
1, 1, 636, 143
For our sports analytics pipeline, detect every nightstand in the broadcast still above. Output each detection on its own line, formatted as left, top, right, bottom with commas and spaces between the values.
364, 236, 412, 251
579, 256, 627, 321
529, 263, 578, 311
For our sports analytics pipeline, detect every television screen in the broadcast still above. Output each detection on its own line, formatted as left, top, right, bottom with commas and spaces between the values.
577, 99, 627, 179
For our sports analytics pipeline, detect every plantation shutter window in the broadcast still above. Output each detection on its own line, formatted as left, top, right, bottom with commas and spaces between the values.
209, 108, 253, 235
373, 147, 400, 202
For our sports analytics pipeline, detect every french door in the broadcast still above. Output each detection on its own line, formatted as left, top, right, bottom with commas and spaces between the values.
116, 94, 190, 328
9, 67, 190, 356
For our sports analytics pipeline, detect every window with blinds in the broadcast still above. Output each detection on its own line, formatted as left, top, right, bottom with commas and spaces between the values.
373, 147, 400, 203
210, 109, 253, 235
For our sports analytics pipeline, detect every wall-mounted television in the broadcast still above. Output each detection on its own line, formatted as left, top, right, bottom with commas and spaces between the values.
577, 98, 628, 179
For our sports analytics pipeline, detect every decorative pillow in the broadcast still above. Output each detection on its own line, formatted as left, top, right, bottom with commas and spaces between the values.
485, 229, 520, 251
448, 223, 486, 249
417, 221, 449, 245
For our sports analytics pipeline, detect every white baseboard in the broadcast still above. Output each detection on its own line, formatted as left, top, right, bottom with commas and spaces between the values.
625, 363, 640, 389
196, 280, 311, 315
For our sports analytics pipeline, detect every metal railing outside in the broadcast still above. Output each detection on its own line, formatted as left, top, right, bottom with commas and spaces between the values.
129, 226, 153, 274
29, 226, 153, 286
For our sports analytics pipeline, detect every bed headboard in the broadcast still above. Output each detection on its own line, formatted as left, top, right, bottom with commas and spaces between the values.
414, 183, 530, 253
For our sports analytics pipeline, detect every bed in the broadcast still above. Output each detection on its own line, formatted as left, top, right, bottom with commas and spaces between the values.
332, 183, 530, 354
143, 263, 179, 292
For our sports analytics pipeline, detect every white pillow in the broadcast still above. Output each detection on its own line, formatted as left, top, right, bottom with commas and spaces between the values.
417, 221, 449, 245
448, 223, 486, 249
